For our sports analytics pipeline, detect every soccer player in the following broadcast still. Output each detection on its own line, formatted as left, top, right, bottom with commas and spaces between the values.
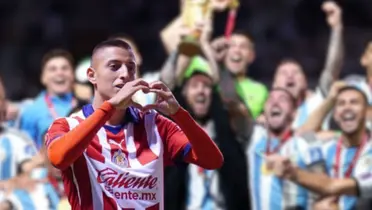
271, 1, 344, 130
211, 32, 268, 119
45, 39, 223, 210
246, 87, 324, 210
267, 86, 372, 210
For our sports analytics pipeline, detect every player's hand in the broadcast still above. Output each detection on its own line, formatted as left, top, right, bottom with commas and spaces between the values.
322, 1, 342, 29
143, 81, 180, 115
327, 81, 347, 101
266, 154, 296, 179
108, 79, 150, 110
313, 196, 338, 210
211, 36, 229, 61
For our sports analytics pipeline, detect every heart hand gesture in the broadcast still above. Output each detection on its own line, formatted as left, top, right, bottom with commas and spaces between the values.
144, 81, 180, 116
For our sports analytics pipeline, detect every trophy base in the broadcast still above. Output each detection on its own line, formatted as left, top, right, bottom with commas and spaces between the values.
178, 37, 202, 57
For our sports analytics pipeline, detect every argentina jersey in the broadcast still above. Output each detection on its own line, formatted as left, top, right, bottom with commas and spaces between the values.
6, 168, 61, 210
292, 88, 331, 130
0, 126, 37, 180
314, 137, 372, 210
246, 125, 323, 210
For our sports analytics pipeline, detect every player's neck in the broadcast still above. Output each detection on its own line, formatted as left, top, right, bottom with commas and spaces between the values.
366, 67, 372, 85
342, 127, 366, 147
92, 94, 126, 126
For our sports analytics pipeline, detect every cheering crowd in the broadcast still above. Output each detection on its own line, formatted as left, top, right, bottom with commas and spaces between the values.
1, 0, 372, 209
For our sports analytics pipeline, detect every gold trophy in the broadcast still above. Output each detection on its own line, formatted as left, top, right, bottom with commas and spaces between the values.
178, 0, 211, 56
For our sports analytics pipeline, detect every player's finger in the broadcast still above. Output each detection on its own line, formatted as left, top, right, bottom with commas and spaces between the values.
131, 85, 150, 95
149, 89, 172, 99
131, 79, 150, 87
149, 81, 170, 91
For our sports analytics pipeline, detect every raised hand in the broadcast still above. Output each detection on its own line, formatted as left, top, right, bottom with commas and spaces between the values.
211, 36, 229, 61
143, 81, 180, 115
322, 1, 342, 29
108, 79, 150, 110
327, 81, 347, 101
266, 154, 296, 179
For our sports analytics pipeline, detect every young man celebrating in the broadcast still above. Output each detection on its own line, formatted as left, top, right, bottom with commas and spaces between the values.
267, 86, 372, 210
20, 49, 75, 149
45, 39, 223, 210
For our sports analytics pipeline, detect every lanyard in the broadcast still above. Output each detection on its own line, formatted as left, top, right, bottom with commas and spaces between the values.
44, 94, 73, 119
334, 134, 368, 178
265, 129, 293, 155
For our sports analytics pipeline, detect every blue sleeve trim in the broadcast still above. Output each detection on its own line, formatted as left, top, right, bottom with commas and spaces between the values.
182, 143, 192, 158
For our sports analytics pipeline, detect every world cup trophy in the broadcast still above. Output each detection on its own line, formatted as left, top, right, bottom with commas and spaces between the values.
178, 0, 211, 57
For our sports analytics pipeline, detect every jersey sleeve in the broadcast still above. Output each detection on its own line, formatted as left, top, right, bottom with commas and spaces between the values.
45, 118, 70, 147
155, 114, 191, 166
281, 134, 326, 172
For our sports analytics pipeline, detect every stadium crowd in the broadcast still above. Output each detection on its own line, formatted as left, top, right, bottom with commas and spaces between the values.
1, 0, 372, 209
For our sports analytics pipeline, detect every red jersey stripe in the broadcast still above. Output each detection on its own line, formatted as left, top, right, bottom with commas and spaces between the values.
133, 119, 158, 165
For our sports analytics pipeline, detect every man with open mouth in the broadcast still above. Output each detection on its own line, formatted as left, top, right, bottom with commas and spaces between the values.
267, 85, 372, 210
271, 1, 344, 131
243, 87, 325, 210
19, 49, 75, 149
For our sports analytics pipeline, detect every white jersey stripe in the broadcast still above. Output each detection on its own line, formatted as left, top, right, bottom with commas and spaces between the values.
145, 111, 162, 157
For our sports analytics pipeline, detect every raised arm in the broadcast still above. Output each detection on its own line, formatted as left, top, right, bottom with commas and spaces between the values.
297, 81, 346, 134
318, 1, 344, 96
160, 16, 184, 55
199, 16, 220, 84
219, 69, 254, 144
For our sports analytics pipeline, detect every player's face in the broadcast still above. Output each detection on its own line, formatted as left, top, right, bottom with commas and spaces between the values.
184, 74, 213, 118
272, 62, 307, 99
89, 47, 136, 100
361, 42, 372, 69
334, 90, 367, 135
41, 57, 74, 95
224, 34, 254, 76
264, 90, 294, 132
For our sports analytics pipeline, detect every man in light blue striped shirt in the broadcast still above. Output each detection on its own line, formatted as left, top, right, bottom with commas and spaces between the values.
247, 88, 324, 210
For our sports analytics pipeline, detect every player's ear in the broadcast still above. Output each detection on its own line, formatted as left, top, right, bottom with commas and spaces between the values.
87, 67, 97, 85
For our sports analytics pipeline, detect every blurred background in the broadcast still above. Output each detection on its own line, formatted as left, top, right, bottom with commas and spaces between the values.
1, 0, 372, 100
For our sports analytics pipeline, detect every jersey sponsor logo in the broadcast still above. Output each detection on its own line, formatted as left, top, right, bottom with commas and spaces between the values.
112, 150, 128, 168
25, 144, 36, 156
97, 168, 158, 190
309, 147, 323, 164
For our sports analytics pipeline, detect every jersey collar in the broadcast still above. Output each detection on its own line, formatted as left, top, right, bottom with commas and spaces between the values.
82, 104, 140, 125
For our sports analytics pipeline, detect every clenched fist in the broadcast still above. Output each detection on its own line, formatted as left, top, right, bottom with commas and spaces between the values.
322, 1, 343, 29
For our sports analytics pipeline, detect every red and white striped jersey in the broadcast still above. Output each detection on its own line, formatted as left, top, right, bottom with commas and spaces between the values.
46, 105, 191, 210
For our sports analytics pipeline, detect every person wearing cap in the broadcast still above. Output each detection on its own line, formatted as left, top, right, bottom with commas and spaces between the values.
160, 55, 249, 210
